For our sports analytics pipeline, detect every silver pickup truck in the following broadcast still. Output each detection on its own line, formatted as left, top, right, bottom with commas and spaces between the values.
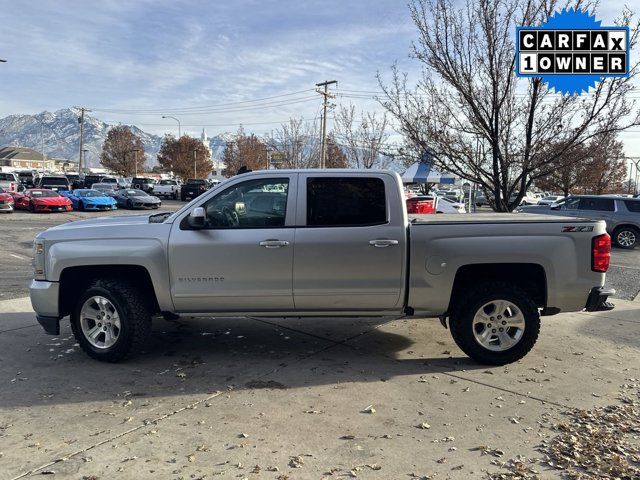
30, 170, 614, 364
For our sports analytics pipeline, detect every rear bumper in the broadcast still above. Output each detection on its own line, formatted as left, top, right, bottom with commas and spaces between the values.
584, 286, 616, 312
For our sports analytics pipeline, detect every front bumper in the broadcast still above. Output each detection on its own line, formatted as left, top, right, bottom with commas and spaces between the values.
84, 203, 117, 211
584, 286, 616, 312
34, 204, 72, 212
30, 280, 61, 334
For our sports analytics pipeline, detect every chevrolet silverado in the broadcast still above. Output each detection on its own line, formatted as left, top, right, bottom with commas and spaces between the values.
30, 170, 614, 364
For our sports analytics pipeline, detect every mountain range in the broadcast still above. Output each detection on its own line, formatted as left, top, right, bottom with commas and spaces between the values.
0, 108, 231, 169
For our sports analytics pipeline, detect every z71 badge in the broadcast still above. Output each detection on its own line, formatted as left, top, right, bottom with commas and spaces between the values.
562, 225, 594, 232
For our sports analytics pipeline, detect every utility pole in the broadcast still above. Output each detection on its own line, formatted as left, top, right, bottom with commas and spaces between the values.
315, 80, 337, 169
193, 150, 197, 178
75, 107, 91, 174
41, 120, 46, 175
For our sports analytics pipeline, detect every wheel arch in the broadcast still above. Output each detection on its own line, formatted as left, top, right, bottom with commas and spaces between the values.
59, 265, 161, 317
448, 263, 547, 313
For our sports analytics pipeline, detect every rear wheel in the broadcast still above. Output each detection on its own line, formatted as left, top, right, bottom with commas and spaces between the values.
449, 282, 540, 365
613, 226, 638, 249
70, 278, 152, 362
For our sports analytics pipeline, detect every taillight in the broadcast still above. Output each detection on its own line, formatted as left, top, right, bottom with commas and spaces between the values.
591, 234, 611, 272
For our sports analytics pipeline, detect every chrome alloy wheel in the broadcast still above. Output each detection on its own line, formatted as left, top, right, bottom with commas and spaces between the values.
80, 296, 121, 349
617, 230, 636, 248
472, 300, 525, 352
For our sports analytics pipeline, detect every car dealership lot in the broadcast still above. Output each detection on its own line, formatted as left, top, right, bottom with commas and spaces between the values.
0, 207, 639, 479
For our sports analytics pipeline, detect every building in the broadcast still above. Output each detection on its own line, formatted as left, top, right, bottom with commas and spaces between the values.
0, 146, 77, 172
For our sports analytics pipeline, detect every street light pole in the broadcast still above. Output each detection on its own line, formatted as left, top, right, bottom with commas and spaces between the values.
162, 116, 181, 138
193, 150, 197, 178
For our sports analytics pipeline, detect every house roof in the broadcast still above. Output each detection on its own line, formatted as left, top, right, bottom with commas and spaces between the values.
0, 146, 44, 161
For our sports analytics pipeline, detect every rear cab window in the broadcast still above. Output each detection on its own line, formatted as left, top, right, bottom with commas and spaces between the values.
306, 177, 387, 226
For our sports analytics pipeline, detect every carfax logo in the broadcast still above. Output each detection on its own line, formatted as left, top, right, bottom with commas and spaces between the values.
516, 8, 630, 94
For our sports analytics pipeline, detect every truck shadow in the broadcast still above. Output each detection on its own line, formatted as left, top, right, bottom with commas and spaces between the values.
0, 313, 485, 408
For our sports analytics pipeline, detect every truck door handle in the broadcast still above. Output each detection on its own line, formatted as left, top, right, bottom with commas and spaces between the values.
259, 240, 290, 248
369, 239, 399, 247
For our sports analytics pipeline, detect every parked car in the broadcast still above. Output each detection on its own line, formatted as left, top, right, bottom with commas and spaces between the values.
12, 188, 72, 212
435, 196, 466, 214
60, 189, 117, 211
153, 179, 181, 199
100, 177, 120, 189
16, 170, 38, 188
181, 178, 207, 201
0, 172, 21, 193
0, 187, 14, 213
519, 195, 640, 249
131, 177, 156, 193
537, 195, 565, 206
117, 177, 131, 189
113, 189, 161, 209
81, 174, 105, 189
406, 195, 436, 214
30, 170, 613, 365
91, 183, 118, 195
36, 175, 70, 192
65, 174, 82, 189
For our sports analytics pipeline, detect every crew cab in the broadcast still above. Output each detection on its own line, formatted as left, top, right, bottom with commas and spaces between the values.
152, 179, 181, 199
30, 170, 614, 364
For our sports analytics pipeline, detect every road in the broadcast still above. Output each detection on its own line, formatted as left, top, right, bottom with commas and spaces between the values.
1, 204, 638, 301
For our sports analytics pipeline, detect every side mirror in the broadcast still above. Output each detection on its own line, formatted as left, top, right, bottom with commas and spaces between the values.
188, 207, 206, 229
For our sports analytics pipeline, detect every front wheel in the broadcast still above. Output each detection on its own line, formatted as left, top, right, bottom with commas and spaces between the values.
449, 282, 540, 365
614, 226, 638, 249
70, 278, 152, 362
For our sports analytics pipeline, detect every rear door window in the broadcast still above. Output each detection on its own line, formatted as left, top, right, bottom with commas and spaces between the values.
578, 198, 615, 212
306, 177, 387, 226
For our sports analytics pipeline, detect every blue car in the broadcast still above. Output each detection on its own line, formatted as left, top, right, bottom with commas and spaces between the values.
61, 189, 117, 211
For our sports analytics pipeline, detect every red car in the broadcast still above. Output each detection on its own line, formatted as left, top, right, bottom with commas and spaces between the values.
0, 187, 14, 213
12, 189, 72, 213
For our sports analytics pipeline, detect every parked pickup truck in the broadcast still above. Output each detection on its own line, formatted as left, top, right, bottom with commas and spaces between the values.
180, 178, 207, 201
152, 179, 181, 199
30, 170, 614, 364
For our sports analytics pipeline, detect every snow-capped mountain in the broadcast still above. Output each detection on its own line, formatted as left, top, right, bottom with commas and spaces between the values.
0, 108, 163, 168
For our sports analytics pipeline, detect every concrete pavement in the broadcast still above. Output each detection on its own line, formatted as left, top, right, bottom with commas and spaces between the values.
0, 297, 638, 479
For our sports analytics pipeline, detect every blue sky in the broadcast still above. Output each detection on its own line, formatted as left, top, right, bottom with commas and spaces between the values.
0, 0, 637, 155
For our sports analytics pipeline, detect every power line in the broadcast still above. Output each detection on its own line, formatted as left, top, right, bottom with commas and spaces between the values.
88, 89, 316, 114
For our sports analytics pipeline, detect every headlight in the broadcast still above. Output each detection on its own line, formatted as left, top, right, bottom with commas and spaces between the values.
33, 240, 45, 280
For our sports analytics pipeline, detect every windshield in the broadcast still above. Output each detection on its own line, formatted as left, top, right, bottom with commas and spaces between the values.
78, 189, 104, 197
30, 190, 59, 198
42, 177, 69, 185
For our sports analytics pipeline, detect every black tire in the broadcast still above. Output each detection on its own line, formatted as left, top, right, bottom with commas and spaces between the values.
127, 199, 133, 209
613, 226, 638, 249
181, 194, 187, 202
78, 200, 84, 212
449, 281, 540, 365
172, 192, 177, 200
70, 278, 152, 362
28, 202, 35, 213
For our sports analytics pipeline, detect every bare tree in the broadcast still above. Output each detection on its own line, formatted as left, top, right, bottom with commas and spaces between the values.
378, 0, 640, 211
334, 104, 391, 169
268, 117, 321, 168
